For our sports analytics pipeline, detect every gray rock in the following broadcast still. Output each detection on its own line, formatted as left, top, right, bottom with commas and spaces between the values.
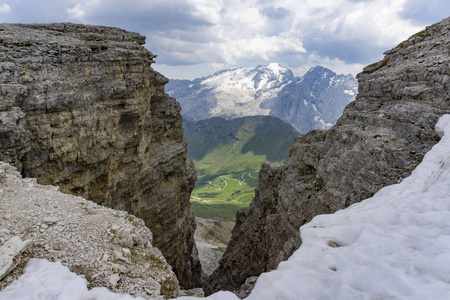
109, 274, 120, 286
0, 236, 32, 280
122, 248, 131, 257
178, 287, 205, 297
236, 276, 258, 299
42, 217, 58, 225
84, 206, 97, 214
100, 253, 109, 262
0, 23, 201, 288
206, 17, 450, 294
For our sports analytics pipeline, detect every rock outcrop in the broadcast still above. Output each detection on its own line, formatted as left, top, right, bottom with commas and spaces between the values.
0, 23, 201, 288
0, 161, 179, 299
206, 17, 450, 294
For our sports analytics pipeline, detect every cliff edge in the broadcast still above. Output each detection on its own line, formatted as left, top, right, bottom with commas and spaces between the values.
207, 17, 450, 293
0, 23, 201, 288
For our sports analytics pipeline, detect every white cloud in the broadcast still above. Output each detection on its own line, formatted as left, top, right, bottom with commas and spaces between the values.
162, 0, 305, 67
188, 0, 223, 24
1, 0, 448, 79
67, 3, 85, 21
281, 0, 423, 49
66, 0, 103, 22
155, 0, 425, 77
0, 1, 11, 13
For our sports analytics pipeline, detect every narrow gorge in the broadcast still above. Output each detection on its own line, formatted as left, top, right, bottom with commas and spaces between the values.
0, 23, 201, 289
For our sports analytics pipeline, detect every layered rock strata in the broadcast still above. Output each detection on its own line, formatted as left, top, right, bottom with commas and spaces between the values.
0, 161, 179, 298
0, 23, 201, 288
206, 17, 450, 293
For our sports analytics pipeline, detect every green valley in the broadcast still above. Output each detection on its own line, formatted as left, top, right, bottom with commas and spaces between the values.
183, 116, 299, 221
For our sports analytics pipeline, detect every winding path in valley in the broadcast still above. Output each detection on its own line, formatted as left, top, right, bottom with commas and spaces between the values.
207, 173, 257, 191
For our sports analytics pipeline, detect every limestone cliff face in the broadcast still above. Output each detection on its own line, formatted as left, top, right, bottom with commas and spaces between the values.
0, 23, 201, 288
206, 17, 450, 293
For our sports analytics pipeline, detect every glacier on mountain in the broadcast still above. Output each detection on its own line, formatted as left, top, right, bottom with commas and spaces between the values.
165, 64, 358, 134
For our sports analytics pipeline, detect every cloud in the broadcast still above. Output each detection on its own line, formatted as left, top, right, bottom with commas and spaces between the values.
1, 0, 448, 79
261, 6, 289, 20
0, 0, 73, 22
399, 0, 450, 25
154, 0, 305, 66
0, 2, 10, 13
147, 0, 427, 77
292, 53, 367, 78
282, 0, 424, 61
67, 3, 85, 21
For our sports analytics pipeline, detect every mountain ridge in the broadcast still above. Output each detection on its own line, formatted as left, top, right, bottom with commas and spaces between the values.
166, 64, 357, 134
183, 115, 299, 163
184, 115, 299, 222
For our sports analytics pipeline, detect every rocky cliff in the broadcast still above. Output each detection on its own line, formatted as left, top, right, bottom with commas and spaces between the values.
0, 23, 201, 288
206, 17, 450, 294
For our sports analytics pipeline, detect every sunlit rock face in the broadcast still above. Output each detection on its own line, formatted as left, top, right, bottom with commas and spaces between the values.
0, 23, 202, 288
206, 17, 450, 294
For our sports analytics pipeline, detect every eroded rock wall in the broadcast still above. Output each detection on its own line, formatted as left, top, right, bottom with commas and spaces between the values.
0, 23, 201, 288
206, 17, 450, 293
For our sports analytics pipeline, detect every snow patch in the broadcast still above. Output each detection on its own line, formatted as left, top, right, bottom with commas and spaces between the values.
329, 76, 335, 86
0, 259, 143, 300
344, 89, 355, 96
303, 99, 308, 106
266, 63, 283, 77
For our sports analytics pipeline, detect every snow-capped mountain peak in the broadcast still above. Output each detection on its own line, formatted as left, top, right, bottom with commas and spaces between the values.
200, 63, 293, 92
252, 63, 294, 90
165, 64, 358, 134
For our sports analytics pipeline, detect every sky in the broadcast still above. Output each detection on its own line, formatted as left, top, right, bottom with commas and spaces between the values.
0, 0, 448, 79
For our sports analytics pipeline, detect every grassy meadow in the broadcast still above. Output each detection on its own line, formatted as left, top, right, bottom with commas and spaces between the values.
184, 116, 299, 222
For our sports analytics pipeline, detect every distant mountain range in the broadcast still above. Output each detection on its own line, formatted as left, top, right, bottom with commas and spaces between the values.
166, 64, 358, 134
183, 115, 298, 164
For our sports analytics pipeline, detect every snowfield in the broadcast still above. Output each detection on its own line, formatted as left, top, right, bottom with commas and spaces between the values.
1, 115, 450, 299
